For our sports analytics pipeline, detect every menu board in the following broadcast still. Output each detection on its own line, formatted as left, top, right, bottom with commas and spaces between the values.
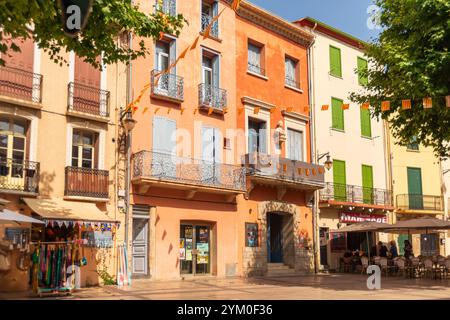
185, 238, 193, 261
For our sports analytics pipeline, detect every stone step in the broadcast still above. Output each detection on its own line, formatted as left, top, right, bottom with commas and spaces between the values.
267, 268, 296, 276
267, 263, 292, 270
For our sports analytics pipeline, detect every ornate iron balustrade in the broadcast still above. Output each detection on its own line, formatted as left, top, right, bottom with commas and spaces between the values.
133, 150, 246, 192
285, 76, 301, 89
151, 70, 184, 102
65, 166, 109, 199
247, 62, 266, 76
201, 13, 219, 38
156, 0, 176, 16
319, 182, 392, 206
243, 153, 325, 187
0, 66, 43, 103
67, 82, 110, 117
198, 83, 227, 111
0, 158, 40, 193
396, 194, 444, 211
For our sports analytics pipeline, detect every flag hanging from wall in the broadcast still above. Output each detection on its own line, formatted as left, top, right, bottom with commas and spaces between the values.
342, 104, 350, 110
321, 105, 329, 111
361, 103, 370, 110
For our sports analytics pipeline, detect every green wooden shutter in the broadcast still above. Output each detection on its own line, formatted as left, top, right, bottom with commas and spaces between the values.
329, 46, 342, 77
333, 160, 346, 201
360, 108, 372, 137
407, 167, 423, 209
362, 165, 374, 204
357, 57, 368, 85
331, 97, 344, 130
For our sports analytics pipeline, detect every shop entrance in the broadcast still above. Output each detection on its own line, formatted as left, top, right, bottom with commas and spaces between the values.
421, 233, 439, 256
267, 213, 283, 263
319, 227, 329, 266
180, 224, 211, 275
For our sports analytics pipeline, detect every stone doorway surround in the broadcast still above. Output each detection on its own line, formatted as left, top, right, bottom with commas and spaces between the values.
242, 201, 313, 276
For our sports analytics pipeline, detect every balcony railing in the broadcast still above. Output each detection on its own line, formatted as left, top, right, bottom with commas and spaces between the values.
0, 66, 43, 103
151, 70, 184, 102
396, 194, 444, 211
320, 182, 392, 206
201, 13, 219, 38
243, 153, 325, 188
156, 0, 176, 16
198, 83, 227, 112
64, 166, 109, 199
285, 77, 301, 90
67, 82, 110, 117
0, 158, 40, 194
133, 150, 246, 192
247, 63, 266, 76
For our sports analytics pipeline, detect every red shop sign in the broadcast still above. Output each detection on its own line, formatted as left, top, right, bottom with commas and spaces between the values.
340, 212, 387, 224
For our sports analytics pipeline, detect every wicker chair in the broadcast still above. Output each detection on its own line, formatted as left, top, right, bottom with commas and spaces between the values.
380, 257, 389, 276
410, 257, 421, 278
444, 259, 450, 279
423, 258, 435, 279
361, 256, 369, 274
342, 256, 352, 273
395, 257, 406, 277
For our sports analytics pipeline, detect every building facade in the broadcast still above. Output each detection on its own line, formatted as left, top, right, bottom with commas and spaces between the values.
0, 35, 126, 291
296, 18, 393, 271
235, 3, 323, 276
388, 131, 447, 257
129, 0, 244, 280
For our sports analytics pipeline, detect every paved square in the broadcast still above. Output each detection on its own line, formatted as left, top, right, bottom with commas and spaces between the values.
3, 274, 449, 300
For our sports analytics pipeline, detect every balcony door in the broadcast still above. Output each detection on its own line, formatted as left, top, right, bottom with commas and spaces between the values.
248, 118, 267, 154
202, 127, 222, 184
407, 167, 423, 209
333, 159, 347, 201
201, 52, 220, 107
71, 130, 98, 169
152, 116, 177, 178
362, 165, 374, 204
155, 41, 171, 94
0, 117, 29, 191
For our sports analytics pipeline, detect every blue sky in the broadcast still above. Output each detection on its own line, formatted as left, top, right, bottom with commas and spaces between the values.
249, 0, 381, 42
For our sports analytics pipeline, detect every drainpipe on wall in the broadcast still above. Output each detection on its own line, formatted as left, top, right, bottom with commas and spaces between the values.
307, 23, 319, 274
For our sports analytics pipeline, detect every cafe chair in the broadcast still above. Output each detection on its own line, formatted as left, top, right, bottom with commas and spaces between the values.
444, 259, 450, 279
395, 257, 406, 277
423, 258, 435, 279
342, 256, 352, 273
379, 257, 389, 276
360, 256, 369, 274
410, 257, 421, 278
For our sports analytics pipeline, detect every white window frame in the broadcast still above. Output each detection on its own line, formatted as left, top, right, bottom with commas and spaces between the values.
244, 105, 271, 155
284, 117, 307, 162
66, 124, 105, 170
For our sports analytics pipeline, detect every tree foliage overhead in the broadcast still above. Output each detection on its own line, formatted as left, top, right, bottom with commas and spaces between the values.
0, 0, 186, 68
350, 0, 450, 157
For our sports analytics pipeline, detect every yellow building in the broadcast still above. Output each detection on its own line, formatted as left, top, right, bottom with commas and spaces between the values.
387, 124, 446, 257
0, 36, 128, 292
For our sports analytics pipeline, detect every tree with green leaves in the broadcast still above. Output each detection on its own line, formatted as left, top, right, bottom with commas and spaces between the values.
350, 0, 450, 157
0, 0, 186, 68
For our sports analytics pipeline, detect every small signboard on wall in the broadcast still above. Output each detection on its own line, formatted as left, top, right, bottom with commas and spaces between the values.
340, 213, 387, 224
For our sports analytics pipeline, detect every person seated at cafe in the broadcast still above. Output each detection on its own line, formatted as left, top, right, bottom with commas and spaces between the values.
378, 241, 388, 257
343, 250, 352, 258
404, 240, 413, 259
389, 240, 398, 258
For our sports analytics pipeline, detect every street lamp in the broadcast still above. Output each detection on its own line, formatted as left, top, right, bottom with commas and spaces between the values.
121, 111, 137, 134
318, 152, 333, 171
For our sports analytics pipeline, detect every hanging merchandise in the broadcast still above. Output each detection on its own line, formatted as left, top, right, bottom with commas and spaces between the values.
117, 244, 131, 288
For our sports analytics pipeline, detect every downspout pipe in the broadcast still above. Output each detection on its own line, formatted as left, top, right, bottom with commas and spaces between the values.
307, 23, 318, 273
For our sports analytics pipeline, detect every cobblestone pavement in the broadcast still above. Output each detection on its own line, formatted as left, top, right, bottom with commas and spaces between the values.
2, 274, 450, 300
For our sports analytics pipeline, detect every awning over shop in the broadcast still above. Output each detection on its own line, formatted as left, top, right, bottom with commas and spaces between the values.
22, 198, 117, 224
0, 209, 45, 225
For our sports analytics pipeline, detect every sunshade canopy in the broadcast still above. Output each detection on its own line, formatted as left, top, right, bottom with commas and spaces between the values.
334, 221, 391, 233
0, 209, 45, 224
22, 198, 117, 223
381, 217, 450, 233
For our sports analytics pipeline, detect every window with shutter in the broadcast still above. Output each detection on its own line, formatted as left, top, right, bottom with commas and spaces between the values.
331, 97, 344, 131
360, 108, 371, 137
357, 57, 368, 85
248, 42, 262, 75
287, 128, 303, 161
285, 57, 299, 88
329, 46, 342, 78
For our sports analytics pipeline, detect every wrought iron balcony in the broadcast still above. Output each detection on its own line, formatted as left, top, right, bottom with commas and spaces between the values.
198, 83, 227, 113
243, 153, 325, 190
156, 0, 176, 16
201, 13, 219, 38
247, 63, 266, 76
319, 182, 392, 207
67, 82, 110, 118
64, 166, 109, 199
151, 70, 184, 102
133, 150, 246, 192
0, 158, 40, 194
396, 194, 444, 212
0, 66, 43, 103
285, 76, 301, 90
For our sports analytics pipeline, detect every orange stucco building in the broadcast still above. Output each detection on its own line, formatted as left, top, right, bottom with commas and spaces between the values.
234, 2, 323, 276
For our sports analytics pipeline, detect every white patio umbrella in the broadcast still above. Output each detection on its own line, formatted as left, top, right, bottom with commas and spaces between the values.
0, 209, 45, 225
